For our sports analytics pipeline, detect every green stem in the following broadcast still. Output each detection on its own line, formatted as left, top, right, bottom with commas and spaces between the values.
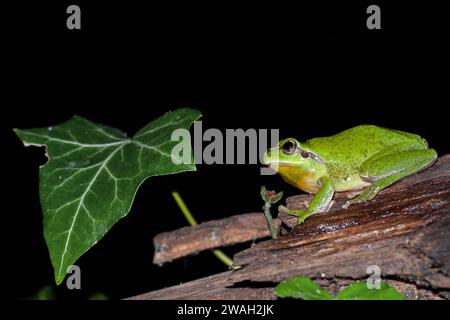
172, 191, 198, 225
171, 191, 233, 267
211, 249, 234, 267
263, 203, 278, 239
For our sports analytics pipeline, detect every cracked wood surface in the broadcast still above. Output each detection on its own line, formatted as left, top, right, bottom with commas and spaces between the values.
129, 155, 450, 300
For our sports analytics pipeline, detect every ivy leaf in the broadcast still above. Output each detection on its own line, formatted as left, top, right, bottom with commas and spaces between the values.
335, 281, 405, 300
275, 276, 333, 300
15, 108, 201, 285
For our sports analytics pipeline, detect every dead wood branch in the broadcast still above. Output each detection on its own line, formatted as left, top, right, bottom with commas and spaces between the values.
153, 212, 280, 265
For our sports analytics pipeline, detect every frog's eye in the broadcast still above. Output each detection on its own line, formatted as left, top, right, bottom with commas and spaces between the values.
300, 150, 310, 158
281, 140, 297, 155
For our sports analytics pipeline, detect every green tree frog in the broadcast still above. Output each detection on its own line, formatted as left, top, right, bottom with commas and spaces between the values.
263, 125, 437, 224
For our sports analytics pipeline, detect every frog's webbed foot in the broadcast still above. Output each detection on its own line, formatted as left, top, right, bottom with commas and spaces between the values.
342, 185, 380, 209
279, 205, 309, 224
345, 190, 364, 199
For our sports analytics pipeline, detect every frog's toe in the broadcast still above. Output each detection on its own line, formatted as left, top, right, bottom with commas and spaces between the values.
326, 200, 335, 212
279, 205, 307, 217
342, 201, 351, 209
297, 216, 307, 224
278, 205, 289, 214
346, 190, 364, 199
342, 198, 364, 209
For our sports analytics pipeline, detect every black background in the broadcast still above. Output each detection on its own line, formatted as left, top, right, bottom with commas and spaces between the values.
2, 1, 449, 300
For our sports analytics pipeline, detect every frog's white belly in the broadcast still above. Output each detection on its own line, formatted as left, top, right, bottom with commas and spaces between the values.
334, 174, 371, 192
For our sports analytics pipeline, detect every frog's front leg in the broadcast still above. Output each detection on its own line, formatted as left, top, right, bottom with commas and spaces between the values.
280, 176, 335, 224
344, 148, 437, 208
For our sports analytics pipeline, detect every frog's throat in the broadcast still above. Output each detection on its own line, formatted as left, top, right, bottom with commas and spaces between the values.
275, 165, 322, 194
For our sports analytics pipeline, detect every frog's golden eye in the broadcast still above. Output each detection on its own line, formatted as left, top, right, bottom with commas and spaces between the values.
281, 140, 297, 155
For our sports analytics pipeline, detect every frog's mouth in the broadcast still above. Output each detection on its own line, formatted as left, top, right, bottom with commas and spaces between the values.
264, 162, 298, 173
265, 161, 298, 167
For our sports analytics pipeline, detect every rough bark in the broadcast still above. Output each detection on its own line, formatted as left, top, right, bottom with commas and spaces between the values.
129, 155, 450, 300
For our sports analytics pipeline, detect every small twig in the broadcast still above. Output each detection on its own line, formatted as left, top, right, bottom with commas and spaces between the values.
260, 186, 283, 239
171, 191, 233, 267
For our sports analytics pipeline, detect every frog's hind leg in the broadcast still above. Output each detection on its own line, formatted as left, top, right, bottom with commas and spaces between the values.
343, 148, 437, 208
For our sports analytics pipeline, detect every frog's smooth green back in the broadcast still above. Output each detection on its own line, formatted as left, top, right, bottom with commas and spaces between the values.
303, 125, 426, 171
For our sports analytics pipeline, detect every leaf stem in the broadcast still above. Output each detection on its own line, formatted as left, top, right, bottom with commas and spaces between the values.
211, 248, 234, 267
171, 191, 233, 267
172, 191, 198, 225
